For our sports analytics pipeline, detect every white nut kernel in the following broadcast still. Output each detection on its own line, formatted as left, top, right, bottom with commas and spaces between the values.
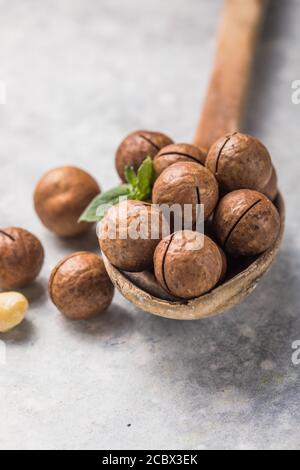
0, 292, 28, 333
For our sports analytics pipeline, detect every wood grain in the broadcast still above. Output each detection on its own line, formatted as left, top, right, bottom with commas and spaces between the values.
194, 0, 269, 150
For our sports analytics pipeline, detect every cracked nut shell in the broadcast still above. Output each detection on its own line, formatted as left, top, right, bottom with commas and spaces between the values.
154, 231, 224, 300
115, 130, 173, 181
152, 161, 219, 225
0, 227, 44, 289
49, 252, 114, 319
34, 166, 100, 237
213, 189, 280, 256
153, 143, 206, 177
206, 132, 273, 192
99, 200, 168, 272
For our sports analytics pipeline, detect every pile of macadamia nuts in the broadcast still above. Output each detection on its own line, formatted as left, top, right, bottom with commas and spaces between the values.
100, 130, 280, 301
0, 128, 281, 332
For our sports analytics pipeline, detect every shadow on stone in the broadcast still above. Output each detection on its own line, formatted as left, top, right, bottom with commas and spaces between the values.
0, 319, 36, 344
61, 303, 135, 344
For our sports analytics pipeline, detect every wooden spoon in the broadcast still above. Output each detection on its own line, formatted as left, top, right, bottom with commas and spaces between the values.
103, 0, 285, 320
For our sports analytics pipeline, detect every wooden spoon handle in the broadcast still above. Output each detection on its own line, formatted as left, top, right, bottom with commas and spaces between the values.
194, 0, 268, 150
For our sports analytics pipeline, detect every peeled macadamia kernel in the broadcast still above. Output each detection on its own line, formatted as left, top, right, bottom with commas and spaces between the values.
99, 200, 167, 272
34, 166, 100, 237
153, 143, 206, 177
0, 292, 29, 333
154, 231, 224, 300
206, 132, 273, 192
213, 189, 280, 256
261, 167, 278, 201
115, 130, 173, 181
152, 161, 219, 225
0, 228, 44, 289
49, 252, 114, 320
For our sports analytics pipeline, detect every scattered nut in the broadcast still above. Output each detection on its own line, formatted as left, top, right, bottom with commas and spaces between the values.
115, 130, 173, 181
213, 189, 280, 256
99, 200, 168, 272
0, 228, 44, 289
34, 166, 100, 237
154, 231, 224, 299
206, 132, 273, 192
152, 161, 219, 225
49, 252, 114, 320
0, 292, 29, 333
153, 143, 206, 176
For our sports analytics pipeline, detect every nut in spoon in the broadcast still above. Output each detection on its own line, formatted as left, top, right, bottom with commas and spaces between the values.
103, 0, 285, 320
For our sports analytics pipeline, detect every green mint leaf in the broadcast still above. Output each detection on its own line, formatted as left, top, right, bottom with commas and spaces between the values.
79, 158, 156, 223
95, 195, 128, 220
78, 184, 132, 222
136, 157, 155, 200
125, 166, 138, 186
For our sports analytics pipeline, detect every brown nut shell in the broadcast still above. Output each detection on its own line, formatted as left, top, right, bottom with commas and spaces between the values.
204, 221, 227, 283
153, 143, 206, 177
217, 245, 228, 284
99, 200, 168, 272
206, 132, 273, 192
0, 227, 44, 289
154, 231, 224, 300
260, 167, 278, 201
213, 189, 280, 256
115, 130, 173, 181
34, 166, 100, 237
152, 161, 219, 224
49, 252, 114, 320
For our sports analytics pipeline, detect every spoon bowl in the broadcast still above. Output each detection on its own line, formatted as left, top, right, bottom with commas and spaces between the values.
103, 193, 284, 320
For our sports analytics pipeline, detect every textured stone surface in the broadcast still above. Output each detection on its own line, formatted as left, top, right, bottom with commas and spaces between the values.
0, 0, 299, 450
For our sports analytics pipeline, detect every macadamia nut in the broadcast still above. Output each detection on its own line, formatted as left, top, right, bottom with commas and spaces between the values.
115, 130, 173, 181
0, 228, 44, 289
49, 252, 114, 320
153, 143, 206, 176
261, 167, 278, 201
99, 200, 168, 272
152, 161, 219, 226
206, 132, 273, 192
154, 231, 224, 299
213, 189, 280, 256
34, 166, 100, 237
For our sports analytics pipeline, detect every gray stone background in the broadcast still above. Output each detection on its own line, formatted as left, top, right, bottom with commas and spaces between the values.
0, 0, 299, 450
